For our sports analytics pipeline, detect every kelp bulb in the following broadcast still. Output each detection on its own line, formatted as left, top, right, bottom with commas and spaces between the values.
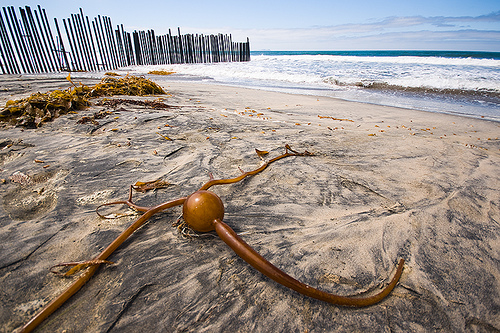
183, 190, 224, 232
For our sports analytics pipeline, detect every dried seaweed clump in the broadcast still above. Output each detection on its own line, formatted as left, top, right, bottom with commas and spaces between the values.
148, 70, 175, 75
0, 88, 89, 128
85, 75, 166, 98
0, 75, 166, 128
95, 98, 173, 109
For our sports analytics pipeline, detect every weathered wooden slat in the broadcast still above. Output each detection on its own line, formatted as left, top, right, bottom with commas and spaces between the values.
79, 9, 97, 71
32, 8, 55, 72
73, 14, 91, 71
64, 18, 82, 70
2, 7, 24, 73
115, 27, 125, 67
132, 30, 141, 65
36, 6, 58, 71
96, 16, 111, 70
24, 6, 48, 72
0, 10, 18, 73
53, 18, 70, 71
103, 16, 118, 69
7, 6, 33, 72
19, 7, 43, 72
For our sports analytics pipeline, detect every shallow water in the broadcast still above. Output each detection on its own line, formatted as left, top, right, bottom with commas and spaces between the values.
119, 50, 500, 122
34, 50, 500, 122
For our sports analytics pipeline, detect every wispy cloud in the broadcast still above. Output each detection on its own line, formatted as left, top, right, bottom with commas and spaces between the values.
389, 11, 500, 29
154, 12, 500, 51
321, 11, 500, 33
228, 12, 500, 51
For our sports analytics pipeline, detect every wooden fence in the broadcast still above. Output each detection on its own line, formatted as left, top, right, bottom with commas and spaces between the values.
0, 5, 251, 74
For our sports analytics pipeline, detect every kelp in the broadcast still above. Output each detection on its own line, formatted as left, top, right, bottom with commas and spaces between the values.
0, 88, 89, 128
318, 115, 354, 122
0, 75, 166, 128
148, 70, 175, 75
18, 145, 404, 333
95, 98, 173, 109
132, 179, 170, 192
85, 75, 166, 98
76, 110, 113, 125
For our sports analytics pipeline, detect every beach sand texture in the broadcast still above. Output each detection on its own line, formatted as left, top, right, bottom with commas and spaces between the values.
1, 75, 499, 332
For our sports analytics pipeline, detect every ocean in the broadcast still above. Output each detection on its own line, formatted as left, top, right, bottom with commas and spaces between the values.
126, 50, 500, 122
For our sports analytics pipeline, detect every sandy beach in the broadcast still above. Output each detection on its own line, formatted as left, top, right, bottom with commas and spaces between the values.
1, 74, 499, 332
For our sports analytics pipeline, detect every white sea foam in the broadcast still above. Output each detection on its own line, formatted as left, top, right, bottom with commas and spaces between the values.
255, 54, 500, 67
123, 53, 500, 121
130, 54, 500, 92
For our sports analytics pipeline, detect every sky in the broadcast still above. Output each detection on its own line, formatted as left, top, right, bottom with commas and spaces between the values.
4, 0, 500, 51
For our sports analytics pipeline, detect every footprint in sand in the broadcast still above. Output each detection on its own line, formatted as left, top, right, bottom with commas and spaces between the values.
2, 170, 67, 222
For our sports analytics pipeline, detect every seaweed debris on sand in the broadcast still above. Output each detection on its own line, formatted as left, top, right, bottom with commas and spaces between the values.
148, 70, 175, 76
0, 75, 166, 128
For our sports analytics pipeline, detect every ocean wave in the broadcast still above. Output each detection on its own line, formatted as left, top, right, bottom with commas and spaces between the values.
253, 54, 500, 68
130, 63, 321, 85
324, 78, 500, 99
129, 55, 500, 94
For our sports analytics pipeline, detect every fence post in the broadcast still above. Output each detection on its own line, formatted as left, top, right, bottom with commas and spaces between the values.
37, 6, 58, 71
53, 18, 70, 71
0, 10, 18, 73
32, 8, 56, 71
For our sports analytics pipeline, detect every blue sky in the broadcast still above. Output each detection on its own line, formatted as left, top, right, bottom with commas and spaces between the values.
7, 0, 500, 51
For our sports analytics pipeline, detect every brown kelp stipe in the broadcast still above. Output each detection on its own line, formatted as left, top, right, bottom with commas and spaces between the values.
19, 145, 404, 332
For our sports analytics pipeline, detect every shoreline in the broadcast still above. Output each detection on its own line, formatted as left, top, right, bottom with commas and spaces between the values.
121, 70, 500, 123
1, 75, 499, 332
195, 78, 500, 123
116, 50, 500, 123
2, 72, 500, 124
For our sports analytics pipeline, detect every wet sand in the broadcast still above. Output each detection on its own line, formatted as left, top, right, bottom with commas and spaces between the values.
1, 74, 499, 332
